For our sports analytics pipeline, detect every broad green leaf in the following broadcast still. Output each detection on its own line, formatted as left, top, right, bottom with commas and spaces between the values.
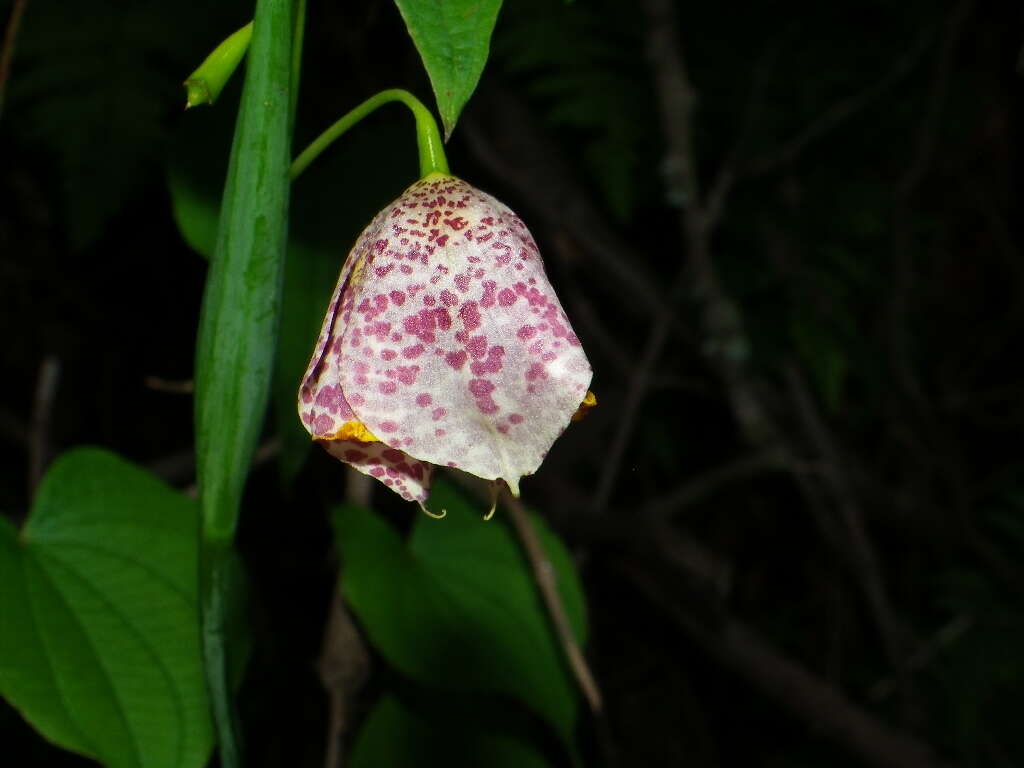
0, 448, 213, 768
351, 691, 553, 768
192, 0, 293, 763
392, 0, 504, 138
334, 479, 587, 748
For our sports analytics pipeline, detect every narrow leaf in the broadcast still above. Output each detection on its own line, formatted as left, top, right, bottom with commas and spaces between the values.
392, 0, 504, 138
192, 0, 294, 763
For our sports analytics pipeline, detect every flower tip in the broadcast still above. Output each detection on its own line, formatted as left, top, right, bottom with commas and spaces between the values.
183, 79, 211, 109
418, 501, 446, 520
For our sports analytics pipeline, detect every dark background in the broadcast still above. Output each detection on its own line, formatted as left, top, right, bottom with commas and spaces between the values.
2, 0, 1022, 765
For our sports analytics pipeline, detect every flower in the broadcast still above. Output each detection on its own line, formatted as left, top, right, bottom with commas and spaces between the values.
297, 173, 593, 514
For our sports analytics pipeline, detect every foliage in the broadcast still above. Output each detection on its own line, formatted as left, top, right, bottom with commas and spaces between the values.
0, 449, 214, 768
2, 0, 1023, 766
392, 0, 504, 139
335, 480, 586, 752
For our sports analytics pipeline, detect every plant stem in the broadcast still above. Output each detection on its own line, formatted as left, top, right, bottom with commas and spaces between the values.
193, 0, 295, 763
290, 88, 449, 181
289, 0, 305, 127
0, 0, 29, 122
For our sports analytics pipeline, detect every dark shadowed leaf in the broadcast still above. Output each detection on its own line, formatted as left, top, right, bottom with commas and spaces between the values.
350, 691, 553, 768
333, 478, 586, 749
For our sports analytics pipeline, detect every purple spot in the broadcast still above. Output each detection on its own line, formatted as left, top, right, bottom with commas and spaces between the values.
481, 281, 497, 308
445, 350, 467, 370
434, 307, 452, 331
395, 365, 420, 386
469, 379, 495, 396
476, 396, 499, 414
467, 336, 488, 359
459, 301, 482, 331
416, 393, 432, 407
498, 288, 517, 307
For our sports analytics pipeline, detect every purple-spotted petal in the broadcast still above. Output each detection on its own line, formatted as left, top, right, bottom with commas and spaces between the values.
319, 439, 432, 503
298, 174, 593, 503
331, 175, 591, 495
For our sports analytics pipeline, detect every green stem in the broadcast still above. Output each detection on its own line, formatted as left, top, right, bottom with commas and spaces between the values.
289, 88, 449, 181
289, 0, 305, 128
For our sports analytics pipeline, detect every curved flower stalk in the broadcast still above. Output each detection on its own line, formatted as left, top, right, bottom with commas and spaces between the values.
298, 174, 593, 515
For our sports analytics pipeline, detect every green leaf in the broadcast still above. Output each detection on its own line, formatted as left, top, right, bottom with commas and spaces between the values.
351, 691, 553, 768
333, 479, 587, 749
0, 448, 213, 768
168, 165, 220, 259
392, 0, 504, 139
191, 1, 294, 764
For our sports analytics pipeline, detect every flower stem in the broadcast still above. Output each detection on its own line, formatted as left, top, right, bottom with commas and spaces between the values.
289, 88, 449, 181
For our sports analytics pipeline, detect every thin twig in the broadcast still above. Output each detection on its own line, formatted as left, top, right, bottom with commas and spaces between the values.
28, 355, 60, 497
889, 0, 975, 406
783, 363, 910, 706
643, 452, 781, 521
641, 0, 775, 449
318, 585, 369, 768
319, 469, 373, 768
619, 558, 954, 768
445, 473, 615, 761
144, 376, 195, 394
747, 28, 934, 177
504, 492, 603, 715
0, 0, 28, 121
590, 263, 689, 517
869, 613, 974, 701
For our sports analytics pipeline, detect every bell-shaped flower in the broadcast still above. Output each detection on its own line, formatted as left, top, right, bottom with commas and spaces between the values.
298, 173, 593, 513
